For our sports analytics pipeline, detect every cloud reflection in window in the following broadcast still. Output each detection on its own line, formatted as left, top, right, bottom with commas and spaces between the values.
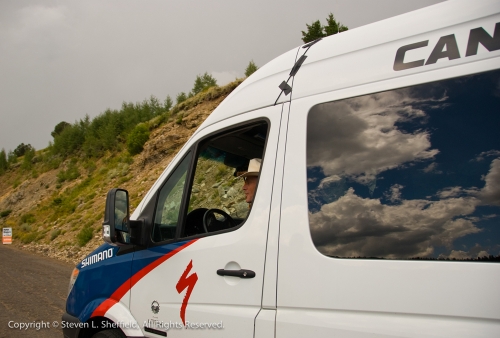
307, 70, 500, 261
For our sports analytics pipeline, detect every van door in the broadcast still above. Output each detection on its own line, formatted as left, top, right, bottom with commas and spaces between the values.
276, 69, 500, 337
128, 104, 284, 337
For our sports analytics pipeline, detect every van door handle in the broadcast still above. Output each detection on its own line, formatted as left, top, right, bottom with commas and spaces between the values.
217, 269, 255, 278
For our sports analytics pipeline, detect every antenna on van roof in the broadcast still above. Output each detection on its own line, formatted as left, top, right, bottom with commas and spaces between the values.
274, 38, 322, 105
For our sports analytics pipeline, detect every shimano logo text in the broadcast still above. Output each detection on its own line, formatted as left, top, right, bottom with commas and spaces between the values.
81, 248, 113, 268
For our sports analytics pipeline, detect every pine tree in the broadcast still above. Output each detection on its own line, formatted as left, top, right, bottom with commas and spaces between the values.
51, 121, 71, 138
7, 151, 16, 166
176, 92, 187, 105
21, 146, 35, 171
13, 143, 34, 157
164, 95, 173, 112
323, 13, 348, 36
149, 95, 162, 116
301, 13, 348, 43
301, 20, 325, 43
0, 149, 7, 174
191, 72, 218, 96
245, 60, 258, 77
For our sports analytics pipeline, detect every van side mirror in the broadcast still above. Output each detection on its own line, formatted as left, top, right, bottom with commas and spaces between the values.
102, 188, 144, 246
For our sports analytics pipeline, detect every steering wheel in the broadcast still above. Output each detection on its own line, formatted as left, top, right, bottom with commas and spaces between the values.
203, 209, 236, 233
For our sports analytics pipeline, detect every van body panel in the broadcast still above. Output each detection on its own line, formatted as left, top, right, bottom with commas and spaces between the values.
255, 309, 276, 338
103, 300, 144, 337
128, 105, 284, 337
66, 244, 132, 321
293, 13, 500, 100
261, 102, 289, 309
276, 68, 500, 336
276, 308, 500, 338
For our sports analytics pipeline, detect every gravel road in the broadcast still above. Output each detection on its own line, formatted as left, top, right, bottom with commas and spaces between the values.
0, 244, 75, 338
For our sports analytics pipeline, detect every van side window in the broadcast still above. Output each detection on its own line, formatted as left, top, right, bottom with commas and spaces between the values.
306, 69, 500, 262
181, 122, 268, 238
152, 153, 192, 242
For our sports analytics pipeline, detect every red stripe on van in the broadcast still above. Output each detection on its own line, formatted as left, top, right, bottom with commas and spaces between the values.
91, 239, 198, 317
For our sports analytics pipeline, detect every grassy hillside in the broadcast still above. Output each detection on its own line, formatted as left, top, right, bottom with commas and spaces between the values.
0, 79, 243, 264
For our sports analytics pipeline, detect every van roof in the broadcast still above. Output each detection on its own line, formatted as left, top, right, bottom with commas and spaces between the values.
198, 0, 500, 131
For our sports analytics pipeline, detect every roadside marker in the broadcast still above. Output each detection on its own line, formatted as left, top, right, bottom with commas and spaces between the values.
2, 227, 12, 244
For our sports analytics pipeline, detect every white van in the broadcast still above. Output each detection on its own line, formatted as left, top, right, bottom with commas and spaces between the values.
63, 1, 500, 337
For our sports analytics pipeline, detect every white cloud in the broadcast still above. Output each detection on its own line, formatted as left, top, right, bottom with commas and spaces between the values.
446, 250, 470, 260
318, 175, 342, 189
310, 188, 481, 259
439, 247, 491, 260
385, 184, 404, 203
477, 250, 490, 258
422, 162, 442, 174
473, 150, 500, 162
437, 186, 464, 199
477, 158, 500, 206
441, 159, 500, 206
307, 88, 441, 184
309, 157, 500, 259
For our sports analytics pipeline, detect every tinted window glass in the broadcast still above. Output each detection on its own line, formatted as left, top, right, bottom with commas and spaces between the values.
307, 70, 500, 262
182, 122, 268, 237
152, 153, 192, 242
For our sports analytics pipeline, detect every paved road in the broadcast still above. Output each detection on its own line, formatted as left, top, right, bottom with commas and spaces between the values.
0, 244, 74, 338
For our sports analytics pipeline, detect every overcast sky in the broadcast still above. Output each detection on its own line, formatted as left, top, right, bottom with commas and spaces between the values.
0, 0, 445, 153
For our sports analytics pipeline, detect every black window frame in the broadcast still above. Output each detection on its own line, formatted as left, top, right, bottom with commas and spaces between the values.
147, 118, 271, 247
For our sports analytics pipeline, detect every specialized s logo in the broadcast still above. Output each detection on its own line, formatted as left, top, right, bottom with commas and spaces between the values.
175, 260, 198, 325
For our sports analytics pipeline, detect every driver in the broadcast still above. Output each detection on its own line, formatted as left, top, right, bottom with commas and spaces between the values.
238, 158, 261, 206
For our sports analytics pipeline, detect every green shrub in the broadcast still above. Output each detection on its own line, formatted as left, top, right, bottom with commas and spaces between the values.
57, 161, 80, 183
175, 114, 183, 125
191, 72, 217, 96
176, 92, 187, 105
20, 213, 36, 224
20, 223, 31, 232
51, 121, 71, 138
20, 232, 38, 244
43, 154, 62, 170
126, 124, 150, 155
0, 149, 7, 174
118, 154, 133, 164
21, 146, 35, 171
50, 229, 62, 241
0, 210, 12, 218
83, 161, 97, 176
13, 179, 21, 188
118, 176, 131, 184
85, 192, 96, 201
164, 95, 173, 112
13, 143, 34, 157
7, 151, 17, 166
77, 226, 94, 247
